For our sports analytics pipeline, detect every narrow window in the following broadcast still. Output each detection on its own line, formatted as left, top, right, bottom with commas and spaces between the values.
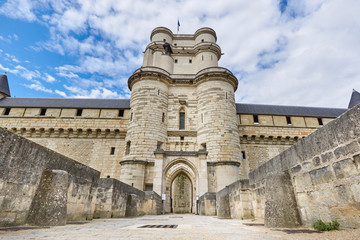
118, 109, 124, 117
211, 55, 213, 61
286, 116, 291, 125
131, 183, 134, 187
158, 89, 160, 95
201, 113, 203, 123
130, 112, 133, 121
3, 108, 11, 115
110, 147, 115, 155
40, 108, 47, 116
201, 143, 207, 150
179, 112, 185, 129
157, 141, 163, 150
253, 115, 259, 124
189, 59, 192, 63
145, 184, 153, 191
174, 59, 178, 63
180, 136, 184, 141
318, 118, 323, 126
241, 151, 246, 160
76, 109, 83, 116
162, 112, 165, 122
225, 92, 228, 99
202, 55, 204, 61
125, 141, 131, 155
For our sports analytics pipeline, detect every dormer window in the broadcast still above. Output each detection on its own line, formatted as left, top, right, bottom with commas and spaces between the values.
3, 108, 10, 115
253, 115, 259, 124
40, 108, 47, 116
286, 116, 292, 125
318, 118, 323, 126
76, 109, 83, 116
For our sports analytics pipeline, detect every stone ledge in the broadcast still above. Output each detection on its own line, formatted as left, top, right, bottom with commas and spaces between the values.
207, 161, 240, 167
153, 150, 208, 156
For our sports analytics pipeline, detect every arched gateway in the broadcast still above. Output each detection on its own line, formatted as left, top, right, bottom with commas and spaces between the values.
163, 159, 198, 213
119, 27, 242, 210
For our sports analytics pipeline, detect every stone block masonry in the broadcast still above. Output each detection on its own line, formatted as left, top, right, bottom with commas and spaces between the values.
247, 104, 360, 228
0, 127, 162, 227
0, 127, 100, 226
27, 169, 69, 226
94, 178, 161, 218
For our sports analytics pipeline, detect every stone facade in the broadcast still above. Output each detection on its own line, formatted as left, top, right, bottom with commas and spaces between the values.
0, 27, 347, 216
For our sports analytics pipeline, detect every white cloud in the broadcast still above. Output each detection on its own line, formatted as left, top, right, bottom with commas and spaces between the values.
0, 0, 359, 107
0, 0, 37, 21
55, 89, 67, 97
0, 64, 11, 73
14, 65, 40, 80
5, 53, 20, 63
56, 66, 79, 78
24, 80, 53, 93
43, 73, 56, 83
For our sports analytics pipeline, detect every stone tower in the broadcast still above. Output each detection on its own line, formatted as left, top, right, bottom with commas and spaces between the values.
120, 27, 242, 212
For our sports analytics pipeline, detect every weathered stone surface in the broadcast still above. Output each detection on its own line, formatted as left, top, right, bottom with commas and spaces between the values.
199, 192, 216, 216
321, 151, 334, 163
0, 128, 100, 227
309, 166, 334, 185
264, 171, 301, 228
27, 169, 69, 226
332, 158, 358, 179
94, 178, 161, 219
216, 187, 230, 219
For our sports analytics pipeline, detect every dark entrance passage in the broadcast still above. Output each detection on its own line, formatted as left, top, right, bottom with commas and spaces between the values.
171, 172, 192, 213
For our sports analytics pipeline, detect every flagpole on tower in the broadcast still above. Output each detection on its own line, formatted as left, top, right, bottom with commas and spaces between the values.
177, 18, 180, 33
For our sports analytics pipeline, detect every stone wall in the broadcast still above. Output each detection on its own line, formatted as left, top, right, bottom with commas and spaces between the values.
212, 180, 254, 220
0, 127, 100, 226
94, 178, 161, 218
198, 192, 216, 216
0, 116, 128, 179
249, 104, 360, 228
0, 127, 162, 227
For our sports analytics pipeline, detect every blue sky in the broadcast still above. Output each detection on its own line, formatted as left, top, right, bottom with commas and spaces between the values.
0, 0, 359, 108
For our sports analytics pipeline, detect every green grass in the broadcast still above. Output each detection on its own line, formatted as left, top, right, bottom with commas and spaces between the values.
312, 220, 339, 231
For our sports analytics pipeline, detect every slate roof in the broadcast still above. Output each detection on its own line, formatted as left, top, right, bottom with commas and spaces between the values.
348, 89, 360, 109
236, 103, 346, 118
0, 97, 130, 109
0, 97, 347, 118
0, 74, 10, 97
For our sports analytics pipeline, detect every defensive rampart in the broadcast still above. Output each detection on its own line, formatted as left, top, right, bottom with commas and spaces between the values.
0, 128, 161, 227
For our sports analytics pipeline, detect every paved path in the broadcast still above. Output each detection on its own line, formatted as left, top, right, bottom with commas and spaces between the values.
0, 214, 306, 240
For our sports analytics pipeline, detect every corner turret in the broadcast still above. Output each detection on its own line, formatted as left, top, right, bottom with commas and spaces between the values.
348, 89, 360, 109
0, 73, 11, 98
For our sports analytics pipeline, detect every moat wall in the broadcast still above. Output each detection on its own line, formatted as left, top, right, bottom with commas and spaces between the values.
0, 128, 161, 227
94, 178, 162, 218
248, 104, 360, 228
213, 104, 360, 228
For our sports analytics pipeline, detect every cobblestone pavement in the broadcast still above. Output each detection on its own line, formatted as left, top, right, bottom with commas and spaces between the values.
0, 214, 357, 240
